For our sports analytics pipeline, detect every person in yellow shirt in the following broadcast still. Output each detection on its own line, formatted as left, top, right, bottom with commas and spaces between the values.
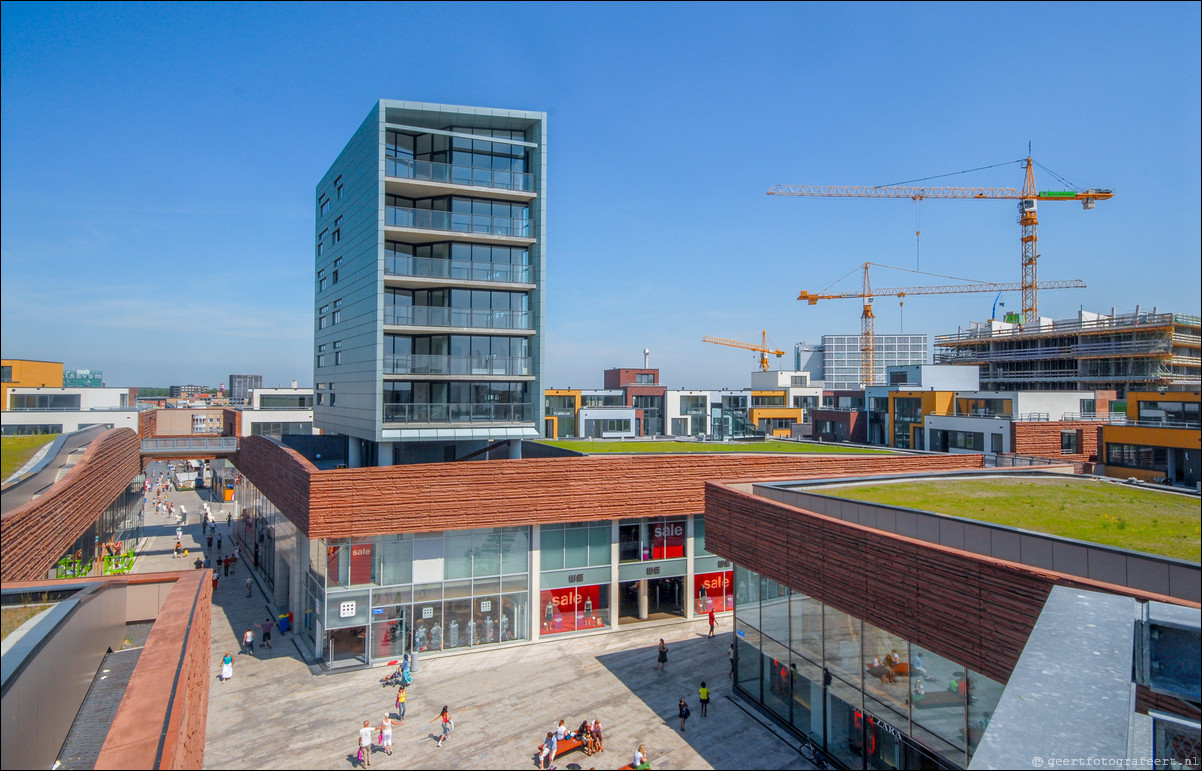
698, 681, 710, 717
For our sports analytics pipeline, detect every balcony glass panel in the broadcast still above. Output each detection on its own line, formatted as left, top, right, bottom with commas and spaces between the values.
384, 306, 532, 330
385, 254, 531, 284
387, 205, 530, 238
384, 355, 532, 377
382, 402, 534, 423
386, 156, 534, 193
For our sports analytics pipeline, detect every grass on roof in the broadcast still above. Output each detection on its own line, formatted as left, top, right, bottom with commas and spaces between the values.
822, 477, 1201, 562
1, 434, 60, 481
536, 439, 892, 454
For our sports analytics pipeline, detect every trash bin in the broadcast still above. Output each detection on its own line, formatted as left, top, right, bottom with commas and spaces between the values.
277, 613, 291, 634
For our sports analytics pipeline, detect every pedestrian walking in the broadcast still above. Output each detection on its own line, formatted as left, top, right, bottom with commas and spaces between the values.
654, 638, 668, 672
357, 719, 374, 767
678, 697, 691, 731
260, 616, 273, 648
230, 549, 238, 574
223, 556, 230, 577
227, 512, 232, 528
728, 642, 735, 679
245, 576, 253, 597
206, 534, 213, 549
216, 535, 222, 552
699, 681, 710, 717
429, 705, 453, 747
242, 626, 255, 655
708, 608, 717, 638
395, 685, 407, 721
219, 650, 233, 682
212, 572, 219, 592
380, 714, 395, 756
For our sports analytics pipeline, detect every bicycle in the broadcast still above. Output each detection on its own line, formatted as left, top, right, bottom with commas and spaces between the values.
798, 734, 828, 770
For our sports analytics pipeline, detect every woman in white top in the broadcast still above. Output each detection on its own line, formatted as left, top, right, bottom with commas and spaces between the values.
380, 714, 395, 756
634, 744, 647, 768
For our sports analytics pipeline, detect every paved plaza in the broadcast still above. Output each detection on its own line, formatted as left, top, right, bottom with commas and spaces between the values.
135, 473, 811, 770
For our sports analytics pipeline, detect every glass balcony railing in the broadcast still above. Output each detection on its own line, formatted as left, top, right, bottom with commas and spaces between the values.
384, 306, 532, 330
386, 205, 531, 238
384, 354, 532, 377
385, 254, 531, 284
386, 156, 535, 193
383, 402, 534, 424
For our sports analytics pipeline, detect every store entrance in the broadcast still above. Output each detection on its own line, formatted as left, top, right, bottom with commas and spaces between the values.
618, 576, 685, 624
326, 626, 367, 668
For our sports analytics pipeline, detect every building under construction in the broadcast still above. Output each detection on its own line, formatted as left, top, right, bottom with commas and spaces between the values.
935, 309, 1201, 396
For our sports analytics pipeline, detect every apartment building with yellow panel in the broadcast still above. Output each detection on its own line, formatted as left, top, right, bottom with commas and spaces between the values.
1100, 390, 1200, 487
1, 359, 64, 410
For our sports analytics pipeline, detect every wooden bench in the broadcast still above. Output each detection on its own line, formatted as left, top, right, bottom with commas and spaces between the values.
537, 736, 585, 762
910, 690, 965, 709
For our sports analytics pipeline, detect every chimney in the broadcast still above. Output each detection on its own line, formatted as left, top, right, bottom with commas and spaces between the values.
291, 379, 298, 389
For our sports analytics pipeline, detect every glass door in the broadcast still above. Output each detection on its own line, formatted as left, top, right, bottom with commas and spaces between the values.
327, 626, 367, 667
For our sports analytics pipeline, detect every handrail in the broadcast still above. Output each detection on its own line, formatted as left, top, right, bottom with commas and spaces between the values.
386, 156, 534, 193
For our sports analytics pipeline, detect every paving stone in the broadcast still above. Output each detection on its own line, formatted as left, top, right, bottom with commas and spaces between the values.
132, 478, 814, 770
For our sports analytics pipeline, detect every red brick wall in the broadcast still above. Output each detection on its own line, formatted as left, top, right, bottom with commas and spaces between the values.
232, 448, 984, 539
810, 410, 867, 443
231, 435, 315, 534
705, 483, 1194, 684
139, 409, 158, 440
603, 368, 658, 388
0, 428, 143, 582
1011, 419, 1106, 462
94, 571, 212, 770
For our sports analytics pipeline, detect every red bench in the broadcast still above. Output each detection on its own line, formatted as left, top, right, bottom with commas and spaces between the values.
537, 736, 585, 762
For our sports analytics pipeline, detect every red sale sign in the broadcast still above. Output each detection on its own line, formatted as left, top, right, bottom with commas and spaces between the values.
350, 543, 373, 585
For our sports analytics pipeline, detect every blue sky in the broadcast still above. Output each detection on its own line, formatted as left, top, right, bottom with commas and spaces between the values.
2, 2, 1199, 390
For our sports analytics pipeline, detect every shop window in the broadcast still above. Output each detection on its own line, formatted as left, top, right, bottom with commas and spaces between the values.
695, 570, 733, 613
760, 578, 790, 645
540, 584, 609, 635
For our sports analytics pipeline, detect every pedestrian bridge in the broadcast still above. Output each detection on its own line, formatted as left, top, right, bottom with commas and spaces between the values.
141, 436, 239, 456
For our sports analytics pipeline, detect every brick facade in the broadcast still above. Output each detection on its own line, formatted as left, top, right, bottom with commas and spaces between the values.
230, 442, 984, 539
704, 482, 1195, 685
95, 571, 212, 770
0, 428, 143, 582
1011, 419, 1106, 462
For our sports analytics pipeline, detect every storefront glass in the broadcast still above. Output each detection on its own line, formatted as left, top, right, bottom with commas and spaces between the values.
694, 570, 732, 613
539, 584, 610, 635
733, 566, 990, 769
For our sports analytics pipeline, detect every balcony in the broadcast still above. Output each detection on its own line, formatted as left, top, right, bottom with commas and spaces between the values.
383, 402, 534, 424
384, 306, 533, 331
385, 254, 532, 285
384, 354, 533, 377
386, 205, 531, 239
386, 156, 534, 194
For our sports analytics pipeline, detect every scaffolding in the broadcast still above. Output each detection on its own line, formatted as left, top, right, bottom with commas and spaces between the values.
935, 312, 1201, 394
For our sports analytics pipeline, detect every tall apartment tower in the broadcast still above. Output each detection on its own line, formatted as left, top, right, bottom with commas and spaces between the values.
314, 100, 546, 467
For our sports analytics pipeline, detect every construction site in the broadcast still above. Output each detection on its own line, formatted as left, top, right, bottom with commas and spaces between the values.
934, 308, 1202, 394
774, 154, 1201, 396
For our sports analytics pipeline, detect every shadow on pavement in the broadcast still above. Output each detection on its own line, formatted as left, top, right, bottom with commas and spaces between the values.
596, 634, 745, 769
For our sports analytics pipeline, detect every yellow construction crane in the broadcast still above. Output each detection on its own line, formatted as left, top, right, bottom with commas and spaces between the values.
702, 331, 786, 372
769, 154, 1112, 323
799, 262, 1087, 387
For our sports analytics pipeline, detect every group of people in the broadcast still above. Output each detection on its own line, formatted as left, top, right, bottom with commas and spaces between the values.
539, 718, 604, 769
867, 649, 904, 683
353, 656, 422, 766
